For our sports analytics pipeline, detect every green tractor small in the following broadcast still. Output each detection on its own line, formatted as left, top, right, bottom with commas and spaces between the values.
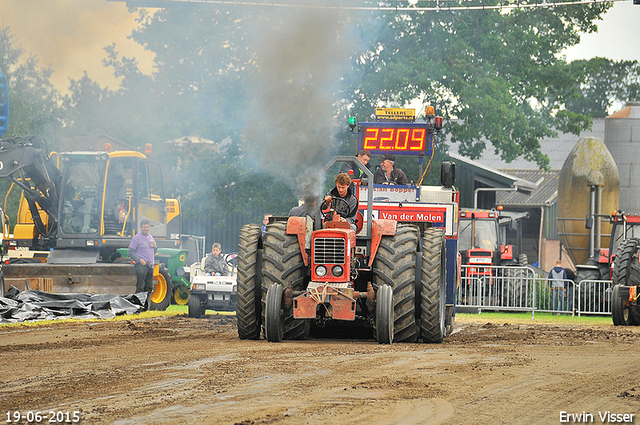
117, 247, 190, 307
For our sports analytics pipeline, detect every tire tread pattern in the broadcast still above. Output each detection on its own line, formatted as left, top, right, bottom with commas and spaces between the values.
237, 224, 263, 339
420, 227, 446, 343
372, 224, 419, 343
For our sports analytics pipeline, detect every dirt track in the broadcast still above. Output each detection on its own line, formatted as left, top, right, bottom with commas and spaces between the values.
1, 314, 640, 425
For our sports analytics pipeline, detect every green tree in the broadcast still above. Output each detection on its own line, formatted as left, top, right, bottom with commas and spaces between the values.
566, 57, 640, 118
0, 26, 64, 230
61, 71, 118, 136
0, 26, 63, 141
340, 1, 611, 170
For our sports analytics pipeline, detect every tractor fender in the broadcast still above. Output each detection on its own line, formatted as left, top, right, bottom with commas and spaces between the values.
286, 216, 310, 266
369, 219, 397, 266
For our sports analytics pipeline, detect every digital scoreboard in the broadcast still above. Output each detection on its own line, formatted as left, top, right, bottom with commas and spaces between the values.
357, 122, 433, 156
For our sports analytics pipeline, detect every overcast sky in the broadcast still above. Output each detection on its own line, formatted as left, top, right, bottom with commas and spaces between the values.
1, 0, 638, 93
564, 0, 639, 62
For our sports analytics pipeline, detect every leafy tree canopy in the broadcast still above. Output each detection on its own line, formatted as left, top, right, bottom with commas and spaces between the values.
566, 57, 640, 118
0, 26, 63, 141
343, 1, 612, 169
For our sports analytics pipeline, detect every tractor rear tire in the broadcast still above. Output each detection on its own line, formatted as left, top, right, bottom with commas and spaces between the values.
420, 227, 446, 343
611, 238, 640, 325
236, 224, 263, 339
503, 267, 527, 308
265, 283, 284, 342
149, 265, 173, 311
372, 224, 419, 343
612, 284, 631, 326
262, 221, 308, 340
188, 293, 204, 318
612, 238, 640, 287
375, 284, 394, 344
576, 266, 605, 313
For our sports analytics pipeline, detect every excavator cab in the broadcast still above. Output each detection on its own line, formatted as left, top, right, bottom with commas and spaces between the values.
55, 151, 171, 256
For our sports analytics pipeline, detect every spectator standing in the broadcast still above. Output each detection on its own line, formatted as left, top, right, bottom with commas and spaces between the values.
564, 267, 576, 314
128, 219, 157, 303
204, 243, 230, 276
548, 260, 567, 314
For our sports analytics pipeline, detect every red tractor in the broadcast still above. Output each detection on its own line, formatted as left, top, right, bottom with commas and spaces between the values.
579, 211, 640, 314
606, 212, 640, 325
457, 209, 529, 306
235, 109, 459, 343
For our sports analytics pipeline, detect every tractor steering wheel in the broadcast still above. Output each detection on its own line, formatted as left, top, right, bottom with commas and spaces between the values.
321, 196, 351, 222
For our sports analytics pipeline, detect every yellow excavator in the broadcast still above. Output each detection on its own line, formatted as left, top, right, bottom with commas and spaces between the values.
0, 136, 183, 310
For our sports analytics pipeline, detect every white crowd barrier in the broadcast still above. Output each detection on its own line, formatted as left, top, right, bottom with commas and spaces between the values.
457, 265, 612, 317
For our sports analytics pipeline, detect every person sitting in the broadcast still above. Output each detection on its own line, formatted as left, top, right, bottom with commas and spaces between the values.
322, 173, 358, 231
203, 243, 230, 276
373, 153, 408, 185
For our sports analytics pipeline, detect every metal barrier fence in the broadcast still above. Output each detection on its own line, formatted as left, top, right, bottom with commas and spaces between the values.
457, 265, 613, 317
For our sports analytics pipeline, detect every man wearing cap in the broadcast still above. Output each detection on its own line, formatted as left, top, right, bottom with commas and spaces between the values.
374, 153, 409, 185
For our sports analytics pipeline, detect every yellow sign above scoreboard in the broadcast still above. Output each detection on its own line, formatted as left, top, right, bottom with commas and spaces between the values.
375, 108, 415, 122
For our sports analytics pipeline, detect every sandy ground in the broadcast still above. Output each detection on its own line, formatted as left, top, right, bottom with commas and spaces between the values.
1, 314, 640, 425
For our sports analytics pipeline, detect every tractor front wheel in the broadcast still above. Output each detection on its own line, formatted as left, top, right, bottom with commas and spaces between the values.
265, 283, 284, 342
262, 222, 308, 340
375, 284, 394, 344
612, 284, 631, 326
174, 287, 189, 305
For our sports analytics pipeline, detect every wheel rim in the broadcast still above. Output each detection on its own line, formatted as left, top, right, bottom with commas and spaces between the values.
152, 273, 168, 304
174, 288, 189, 305
623, 304, 630, 322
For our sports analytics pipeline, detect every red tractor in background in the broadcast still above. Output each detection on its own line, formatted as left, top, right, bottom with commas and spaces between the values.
457, 208, 529, 306
602, 212, 640, 325
235, 107, 460, 343
578, 211, 640, 314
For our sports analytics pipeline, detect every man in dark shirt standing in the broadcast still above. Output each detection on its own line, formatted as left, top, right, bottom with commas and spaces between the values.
128, 219, 157, 300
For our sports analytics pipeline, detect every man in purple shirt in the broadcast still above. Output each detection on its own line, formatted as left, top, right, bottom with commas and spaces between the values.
128, 219, 157, 297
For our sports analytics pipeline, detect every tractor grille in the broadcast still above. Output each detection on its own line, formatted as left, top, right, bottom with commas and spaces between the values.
314, 238, 346, 265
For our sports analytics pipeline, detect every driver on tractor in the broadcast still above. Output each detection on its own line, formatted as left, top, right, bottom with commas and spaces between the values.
322, 173, 358, 231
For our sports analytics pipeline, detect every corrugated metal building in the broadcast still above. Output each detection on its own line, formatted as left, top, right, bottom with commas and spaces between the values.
447, 119, 605, 268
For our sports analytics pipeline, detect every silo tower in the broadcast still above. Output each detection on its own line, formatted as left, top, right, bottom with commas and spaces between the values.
605, 102, 640, 213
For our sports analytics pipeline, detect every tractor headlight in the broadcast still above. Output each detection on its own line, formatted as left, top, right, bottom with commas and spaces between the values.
316, 265, 327, 277
193, 283, 206, 291
332, 265, 343, 277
